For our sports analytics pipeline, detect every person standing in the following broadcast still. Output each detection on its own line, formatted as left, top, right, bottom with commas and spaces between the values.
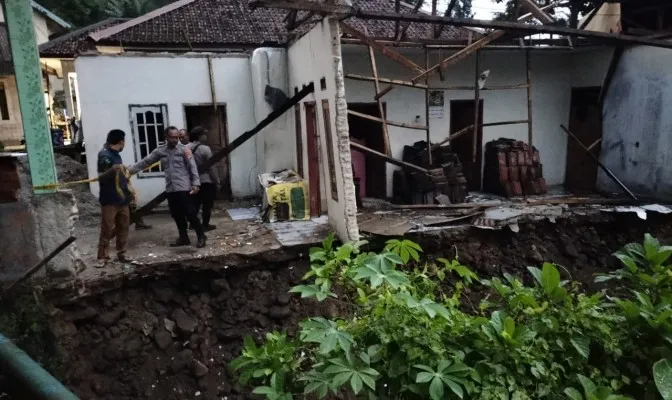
188, 127, 218, 231
97, 129, 133, 267
130, 126, 207, 248
178, 129, 189, 145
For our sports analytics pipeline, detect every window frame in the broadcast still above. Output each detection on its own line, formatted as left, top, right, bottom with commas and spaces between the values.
129, 104, 169, 178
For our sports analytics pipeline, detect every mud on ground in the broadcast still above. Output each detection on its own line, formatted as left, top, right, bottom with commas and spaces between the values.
21, 213, 672, 399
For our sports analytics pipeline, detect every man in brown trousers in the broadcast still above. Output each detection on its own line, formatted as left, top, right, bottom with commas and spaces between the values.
96, 129, 134, 267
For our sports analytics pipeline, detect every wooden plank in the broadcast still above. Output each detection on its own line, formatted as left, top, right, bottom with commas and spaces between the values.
368, 42, 391, 155
345, 74, 428, 89
434, 83, 529, 91
482, 119, 529, 127
472, 50, 481, 163
375, 4, 557, 100
526, 49, 533, 145
339, 22, 425, 74
348, 109, 428, 130
519, 0, 554, 24
394, 0, 401, 40
424, 47, 432, 165
350, 141, 428, 173
434, 124, 473, 147
435, 0, 458, 38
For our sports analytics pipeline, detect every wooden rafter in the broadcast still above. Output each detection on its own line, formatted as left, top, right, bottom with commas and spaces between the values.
350, 142, 428, 173
472, 50, 481, 163
519, 0, 554, 24
366, 34, 392, 155
284, 9, 298, 30
526, 49, 533, 145
395, 0, 423, 42
394, 0, 401, 41
375, 3, 557, 100
345, 74, 428, 89
348, 109, 428, 130
251, 0, 672, 49
339, 22, 426, 74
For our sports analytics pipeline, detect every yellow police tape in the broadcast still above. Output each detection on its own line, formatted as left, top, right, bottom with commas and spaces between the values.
33, 161, 161, 191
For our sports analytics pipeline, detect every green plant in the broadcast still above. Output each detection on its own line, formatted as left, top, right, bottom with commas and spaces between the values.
231, 234, 672, 399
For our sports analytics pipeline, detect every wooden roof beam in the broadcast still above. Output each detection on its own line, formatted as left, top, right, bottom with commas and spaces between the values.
519, 0, 555, 24
435, 0, 458, 38
395, 0, 423, 42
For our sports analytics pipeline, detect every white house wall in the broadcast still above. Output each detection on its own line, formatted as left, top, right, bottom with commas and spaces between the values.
288, 19, 359, 241
75, 53, 258, 205
342, 46, 611, 197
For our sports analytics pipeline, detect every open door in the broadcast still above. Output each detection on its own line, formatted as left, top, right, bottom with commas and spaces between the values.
305, 103, 321, 216
347, 103, 387, 199
450, 100, 483, 191
565, 87, 602, 193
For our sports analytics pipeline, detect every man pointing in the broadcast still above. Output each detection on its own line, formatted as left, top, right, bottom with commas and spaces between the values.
130, 126, 207, 248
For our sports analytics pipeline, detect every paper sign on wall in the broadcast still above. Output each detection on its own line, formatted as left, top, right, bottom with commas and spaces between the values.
428, 90, 444, 119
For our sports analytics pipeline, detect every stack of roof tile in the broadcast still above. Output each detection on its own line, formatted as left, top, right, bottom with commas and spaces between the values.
483, 138, 547, 197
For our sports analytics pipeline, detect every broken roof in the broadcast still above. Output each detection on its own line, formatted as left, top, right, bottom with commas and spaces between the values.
39, 18, 128, 58
88, 0, 477, 49
31, 1, 72, 30
0, 23, 12, 75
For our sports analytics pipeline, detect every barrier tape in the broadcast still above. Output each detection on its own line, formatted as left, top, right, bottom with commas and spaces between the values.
33, 161, 161, 190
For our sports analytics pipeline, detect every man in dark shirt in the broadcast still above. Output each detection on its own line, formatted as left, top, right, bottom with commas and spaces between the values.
189, 127, 218, 231
97, 129, 133, 267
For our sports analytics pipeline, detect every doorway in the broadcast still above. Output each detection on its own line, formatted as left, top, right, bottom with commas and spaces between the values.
183, 105, 232, 200
347, 103, 387, 199
305, 103, 321, 217
450, 100, 483, 191
565, 87, 602, 193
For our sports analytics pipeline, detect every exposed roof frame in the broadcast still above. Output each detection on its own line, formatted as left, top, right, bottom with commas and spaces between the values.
31, 1, 71, 29
250, 0, 672, 49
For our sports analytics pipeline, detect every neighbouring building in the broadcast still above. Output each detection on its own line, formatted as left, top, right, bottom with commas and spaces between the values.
0, 1, 70, 147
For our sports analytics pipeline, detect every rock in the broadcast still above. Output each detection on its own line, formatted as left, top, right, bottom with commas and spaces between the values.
95, 309, 125, 327
255, 314, 271, 328
216, 329, 241, 341
103, 338, 125, 360
211, 278, 230, 294
172, 308, 198, 335
154, 331, 173, 350
189, 299, 203, 313
276, 292, 292, 306
192, 360, 209, 377
219, 381, 232, 395
172, 349, 193, 372
51, 319, 77, 338
151, 284, 175, 303
563, 242, 580, 258
529, 245, 544, 264
90, 329, 104, 344
124, 336, 143, 354
268, 305, 291, 320
68, 306, 99, 321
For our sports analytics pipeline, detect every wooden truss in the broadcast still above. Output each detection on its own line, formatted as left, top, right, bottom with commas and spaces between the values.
250, 0, 663, 183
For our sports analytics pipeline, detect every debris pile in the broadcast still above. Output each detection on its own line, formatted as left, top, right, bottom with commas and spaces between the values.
483, 138, 547, 197
393, 141, 468, 204
54, 154, 99, 220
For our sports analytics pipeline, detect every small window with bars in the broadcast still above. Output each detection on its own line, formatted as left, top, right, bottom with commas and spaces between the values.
130, 105, 168, 177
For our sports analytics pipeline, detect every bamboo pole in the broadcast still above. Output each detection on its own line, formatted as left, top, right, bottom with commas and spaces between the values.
472, 50, 481, 163
482, 119, 529, 127
350, 142, 428, 173
345, 74, 428, 89
434, 124, 474, 147
425, 46, 432, 166
526, 49, 533, 145
347, 109, 428, 130
367, 39, 391, 155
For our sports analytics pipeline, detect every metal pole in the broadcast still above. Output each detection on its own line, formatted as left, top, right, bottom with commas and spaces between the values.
560, 125, 637, 200
0, 333, 79, 399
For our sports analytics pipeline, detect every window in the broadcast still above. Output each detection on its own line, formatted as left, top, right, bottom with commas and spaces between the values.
0, 83, 10, 121
321, 100, 338, 202
130, 104, 168, 177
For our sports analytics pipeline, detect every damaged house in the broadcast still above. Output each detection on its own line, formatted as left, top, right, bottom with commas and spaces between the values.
36, 0, 672, 241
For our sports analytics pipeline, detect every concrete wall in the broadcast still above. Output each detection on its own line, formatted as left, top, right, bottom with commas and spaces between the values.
75, 53, 261, 205
341, 46, 611, 197
599, 46, 672, 199
288, 18, 359, 240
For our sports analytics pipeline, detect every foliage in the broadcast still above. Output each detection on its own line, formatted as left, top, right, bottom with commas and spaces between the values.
232, 234, 672, 399
407, 0, 473, 18
38, 0, 176, 28
491, 0, 600, 28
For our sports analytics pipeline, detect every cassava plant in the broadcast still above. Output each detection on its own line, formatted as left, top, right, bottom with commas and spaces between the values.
231, 234, 672, 399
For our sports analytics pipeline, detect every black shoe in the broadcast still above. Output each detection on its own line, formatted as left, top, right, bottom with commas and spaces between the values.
196, 236, 207, 248
170, 237, 191, 247
204, 224, 216, 232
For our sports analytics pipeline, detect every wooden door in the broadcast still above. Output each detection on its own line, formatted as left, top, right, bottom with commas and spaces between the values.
450, 100, 483, 191
565, 87, 602, 193
305, 103, 321, 216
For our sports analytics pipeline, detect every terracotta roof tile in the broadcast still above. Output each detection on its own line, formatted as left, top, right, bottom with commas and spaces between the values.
94, 0, 478, 48
0, 24, 13, 75
39, 18, 128, 58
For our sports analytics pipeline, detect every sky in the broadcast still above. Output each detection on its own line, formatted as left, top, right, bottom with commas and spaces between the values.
471, 0, 506, 19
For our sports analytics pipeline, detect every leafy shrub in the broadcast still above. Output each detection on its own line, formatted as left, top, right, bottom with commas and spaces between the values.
231, 234, 672, 399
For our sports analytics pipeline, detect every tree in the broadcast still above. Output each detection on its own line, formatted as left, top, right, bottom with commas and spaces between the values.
38, 0, 174, 28
407, 0, 474, 19
491, 0, 600, 28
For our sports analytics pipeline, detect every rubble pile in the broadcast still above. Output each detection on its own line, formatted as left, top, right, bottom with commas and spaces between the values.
483, 138, 547, 197
54, 154, 99, 220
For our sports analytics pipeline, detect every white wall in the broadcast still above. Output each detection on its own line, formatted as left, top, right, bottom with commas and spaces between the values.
342, 46, 611, 196
75, 53, 259, 205
288, 19, 359, 241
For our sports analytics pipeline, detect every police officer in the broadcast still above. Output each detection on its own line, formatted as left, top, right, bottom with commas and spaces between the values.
130, 126, 206, 248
